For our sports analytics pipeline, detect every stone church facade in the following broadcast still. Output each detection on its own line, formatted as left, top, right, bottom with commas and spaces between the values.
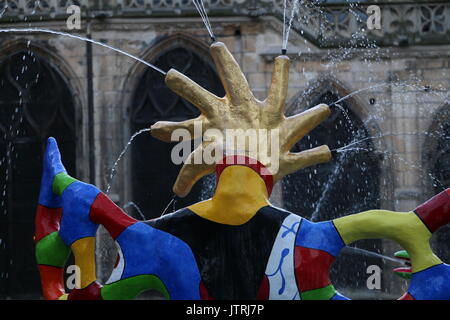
0, 0, 449, 299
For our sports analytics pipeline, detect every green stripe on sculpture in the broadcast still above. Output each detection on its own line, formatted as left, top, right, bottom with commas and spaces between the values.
300, 284, 336, 300
101, 275, 170, 300
394, 250, 410, 260
36, 232, 71, 267
52, 172, 77, 196
395, 271, 412, 280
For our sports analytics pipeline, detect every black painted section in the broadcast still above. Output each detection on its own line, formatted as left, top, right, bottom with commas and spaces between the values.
147, 206, 290, 300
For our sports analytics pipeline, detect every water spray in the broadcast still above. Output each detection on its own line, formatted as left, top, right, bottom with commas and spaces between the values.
161, 194, 179, 217
281, 0, 287, 55
123, 202, 146, 220
106, 128, 152, 194
282, 0, 301, 55
0, 28, 167, 75
193, 0, 216, 43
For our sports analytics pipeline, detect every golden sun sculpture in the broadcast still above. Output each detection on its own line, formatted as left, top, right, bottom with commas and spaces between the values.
151, 42, 332, 197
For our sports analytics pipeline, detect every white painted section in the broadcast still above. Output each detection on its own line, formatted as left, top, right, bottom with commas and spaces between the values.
105, 243, 125, 284
265, 214, 302, 300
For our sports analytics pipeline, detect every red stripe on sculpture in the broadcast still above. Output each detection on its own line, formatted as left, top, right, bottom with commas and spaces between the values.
216, 155, 274, 196
68, 281, 103, 300
34, 205, 62, 243
398, 292, 415, 300
89, 192, 137, 239
256, 274, 270, 300
414, 188, 450, 232
199, 281, 214, 300
294, 246, 334, 292
114, 254, 120, 268
38, 265, 66, 300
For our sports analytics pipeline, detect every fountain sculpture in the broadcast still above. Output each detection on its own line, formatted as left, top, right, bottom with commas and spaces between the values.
34, 41, 450, 300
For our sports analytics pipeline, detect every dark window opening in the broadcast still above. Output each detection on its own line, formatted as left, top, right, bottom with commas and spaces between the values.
430, 114, 450, 263
0, 51, 76, 299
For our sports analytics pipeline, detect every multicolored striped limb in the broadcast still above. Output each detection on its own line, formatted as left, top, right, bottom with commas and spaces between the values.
35, 137, 72, 300
34, 207, 70, 300
35, 138, 102, 299
36, 138, 200, 299
333, 188, 450, 300
35, 138, 167, 300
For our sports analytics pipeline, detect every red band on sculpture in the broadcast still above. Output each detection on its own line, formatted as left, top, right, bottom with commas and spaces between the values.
89, 193, 137, 239
216, 155, 274, 196
414, 188, 450, 233
199, 281, 214, 300
294, 246, 334, 292
68, 281, 103, 300
35, 205, 63, 243
256, 275, 270, 300
38, 265, 66, 300
399, 292, 415, 300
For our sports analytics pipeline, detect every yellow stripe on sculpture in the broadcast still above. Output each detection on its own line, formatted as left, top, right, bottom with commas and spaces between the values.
333, 210, 442, 273
71, 237, 97, 289
189, 166, 270, 226
58, 293, 69, 300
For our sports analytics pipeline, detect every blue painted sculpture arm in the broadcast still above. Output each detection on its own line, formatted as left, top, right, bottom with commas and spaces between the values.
35, 137, 201, 300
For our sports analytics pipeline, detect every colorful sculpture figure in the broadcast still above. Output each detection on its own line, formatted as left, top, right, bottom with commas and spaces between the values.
34, 42, 450, 300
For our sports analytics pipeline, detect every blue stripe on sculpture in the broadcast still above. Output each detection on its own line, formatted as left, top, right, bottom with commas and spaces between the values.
59, 181, 100, 246
295, 219, 345, 257
331, 292, 349, 300
408, 263, 450, 300
116, 222, 201, 300
38, 137, 66, 208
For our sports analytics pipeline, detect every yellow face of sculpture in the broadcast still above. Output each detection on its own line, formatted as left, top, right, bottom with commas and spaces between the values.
151, 42, 332, 197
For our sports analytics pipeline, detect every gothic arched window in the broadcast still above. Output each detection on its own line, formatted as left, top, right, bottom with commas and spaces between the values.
431, 117, 450, 191
0, 51, 76, 298
130, 46, 224, 219
282, 91, 382, 298
429, 110, 450, 263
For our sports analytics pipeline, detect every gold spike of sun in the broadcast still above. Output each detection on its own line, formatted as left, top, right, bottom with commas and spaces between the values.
151, 42, 332, 198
